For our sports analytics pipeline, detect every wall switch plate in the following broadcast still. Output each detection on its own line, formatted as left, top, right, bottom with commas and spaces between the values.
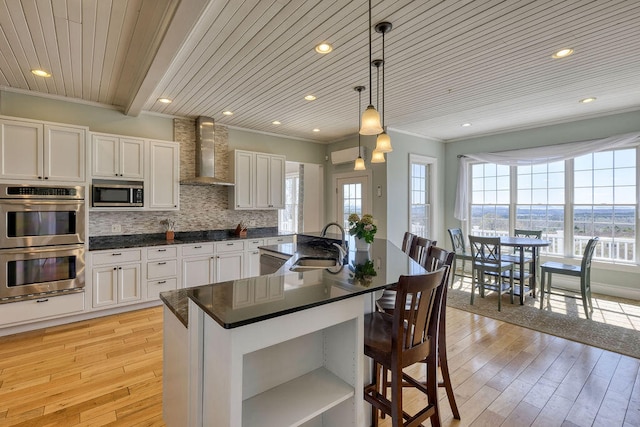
112, 224, 122, 233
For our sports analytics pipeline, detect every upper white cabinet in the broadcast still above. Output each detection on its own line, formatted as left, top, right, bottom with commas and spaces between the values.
148, 140, 180, 210
0, 118, 86, 182
255, 153, 285, 209
229, 150, 285, 210
91, 133, 144, 179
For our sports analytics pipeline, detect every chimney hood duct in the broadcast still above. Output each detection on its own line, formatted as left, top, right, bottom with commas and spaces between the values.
181, 116, 234, 186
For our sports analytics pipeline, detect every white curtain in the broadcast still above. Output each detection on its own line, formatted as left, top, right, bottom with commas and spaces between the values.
454, 132, 640, 220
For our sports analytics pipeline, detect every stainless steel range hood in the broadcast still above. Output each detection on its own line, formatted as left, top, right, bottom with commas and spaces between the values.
180, 116, 234, 186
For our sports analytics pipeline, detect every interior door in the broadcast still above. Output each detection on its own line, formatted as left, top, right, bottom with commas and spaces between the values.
336, 174, 371, 229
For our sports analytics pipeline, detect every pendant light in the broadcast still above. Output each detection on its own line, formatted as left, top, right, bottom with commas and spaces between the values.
359, 0, 383, 135
354, 86, 366, 170
371, 59, 385, 163
375, 21, 393, 153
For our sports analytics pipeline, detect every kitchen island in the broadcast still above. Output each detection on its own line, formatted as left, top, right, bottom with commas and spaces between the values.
160, 237, 425, 427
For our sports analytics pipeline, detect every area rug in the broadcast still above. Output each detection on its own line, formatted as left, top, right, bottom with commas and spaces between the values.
446, 287, 640, 360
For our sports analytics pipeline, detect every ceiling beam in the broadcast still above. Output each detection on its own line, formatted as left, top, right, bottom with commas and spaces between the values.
124, 0, 211, 116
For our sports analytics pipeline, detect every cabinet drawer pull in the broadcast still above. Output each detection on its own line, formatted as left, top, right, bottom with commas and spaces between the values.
36, 298, 49, 303
194, 245, 202, 249
157, 280, 167, 284
252, 240, 259, 243
157, 262, 167, 265
158, 249, 167, 252
226, 243, 234, 246
112, 253, 122, 256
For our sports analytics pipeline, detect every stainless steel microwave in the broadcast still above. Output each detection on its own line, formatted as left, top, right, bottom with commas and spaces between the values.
91, 180, 143, 207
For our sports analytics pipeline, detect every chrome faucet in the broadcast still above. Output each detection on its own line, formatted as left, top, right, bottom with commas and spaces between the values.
321, 222, 347, 262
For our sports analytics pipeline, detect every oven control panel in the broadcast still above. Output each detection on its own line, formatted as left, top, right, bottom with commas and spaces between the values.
2, 185, 84, 199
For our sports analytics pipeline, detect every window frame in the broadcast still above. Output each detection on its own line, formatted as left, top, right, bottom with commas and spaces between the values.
408, 154, 437, 239
466, 146, 640, 265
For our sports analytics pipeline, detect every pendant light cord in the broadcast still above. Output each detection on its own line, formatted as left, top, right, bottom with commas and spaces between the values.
381, 29, 385, 127
358, 87, 362, 155
368, 0, 373, 106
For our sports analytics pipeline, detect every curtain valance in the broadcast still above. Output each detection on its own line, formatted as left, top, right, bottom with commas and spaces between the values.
454, 132, 640, 220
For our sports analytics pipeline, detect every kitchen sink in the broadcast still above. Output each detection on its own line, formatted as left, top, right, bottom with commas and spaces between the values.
289, 256, 341, 271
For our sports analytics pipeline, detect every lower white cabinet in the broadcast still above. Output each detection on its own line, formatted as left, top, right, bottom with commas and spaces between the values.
182, 243, 215, 288
0, 292, 85, 326
215, 241, 244, 283
91, 249, 142, 308
245, 239, 264, 278
93, 264, 142, 307
147, 246, 178, 299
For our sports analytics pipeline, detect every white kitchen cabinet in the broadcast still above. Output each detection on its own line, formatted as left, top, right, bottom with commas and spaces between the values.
147, 246, 179, 300
245, 238, 264, 278
182, 243, 215, 288
229, 150, 254, 209
91, 133, 144, 179
91, 249, 142, 308
148, 140, 179, 210
266, 235, 294, 245
0, 292, 85, 327
255, 153, 285, 209
229, 150, 285, 210
0, 118, 86, 182
215, 251, 244, 283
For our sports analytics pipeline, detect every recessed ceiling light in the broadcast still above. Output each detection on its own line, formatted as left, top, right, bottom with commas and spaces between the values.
461, 123, 472, 127
304, 95, 317, 101
272, 121, 281, 125
222, 111, 233, 115
552, 48, 574, 59
315, 43, 333, 54
31, 69, 51, 77
579, 97, 596, 104
157, 98, 172, 104
312, 128, 320, 132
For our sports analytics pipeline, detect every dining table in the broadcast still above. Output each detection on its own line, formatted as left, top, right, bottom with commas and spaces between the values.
499, 236, 550, 305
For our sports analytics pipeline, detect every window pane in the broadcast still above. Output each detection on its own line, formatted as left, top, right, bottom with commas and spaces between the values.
410, 160, 431, 238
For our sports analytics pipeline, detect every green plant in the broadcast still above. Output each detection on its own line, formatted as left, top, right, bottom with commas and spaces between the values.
347, 213, 377, 243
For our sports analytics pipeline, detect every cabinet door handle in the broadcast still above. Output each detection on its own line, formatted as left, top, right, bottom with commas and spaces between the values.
118, 267, 122, 270
112, 253, 122, 256
38, 176, 43, 180
44, 177, 49, 180
157, 262, 167, 265
113, 267, 117, 270
36, 298, 49, 303
157, 280, 167, 284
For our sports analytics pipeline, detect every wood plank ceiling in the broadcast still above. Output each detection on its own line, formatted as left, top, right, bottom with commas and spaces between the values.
0, 0, 639, 143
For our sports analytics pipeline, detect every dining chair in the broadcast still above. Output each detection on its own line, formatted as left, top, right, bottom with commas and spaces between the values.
364, 268, 446, 427
502, 229, 542, 296
447, 228, 473, 287
401, 232, 416, 254
409, 236, 437, 266
375, 246, 460, 420
539, 237, 599, 319
469, 235, 515, 311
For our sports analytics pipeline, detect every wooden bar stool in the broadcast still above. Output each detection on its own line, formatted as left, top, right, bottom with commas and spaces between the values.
364, 268, 446, 427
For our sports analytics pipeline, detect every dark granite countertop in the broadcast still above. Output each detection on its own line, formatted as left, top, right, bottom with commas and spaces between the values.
161, 237, 425, 329
89, 227, 293, 251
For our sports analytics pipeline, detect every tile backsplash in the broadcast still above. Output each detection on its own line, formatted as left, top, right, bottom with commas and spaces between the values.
88, 118, 277, 236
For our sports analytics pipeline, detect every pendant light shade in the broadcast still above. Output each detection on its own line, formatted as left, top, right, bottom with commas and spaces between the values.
360, 106, 383, 135
375, 130, 392, 153
371, 149, 385, 163
354, 156, 367, 170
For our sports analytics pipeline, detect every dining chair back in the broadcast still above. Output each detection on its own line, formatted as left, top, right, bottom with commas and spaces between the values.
401, 232, 416, 254
364, 268, 446, 426
501, 229, 542, 295
409, 237, 437, 267
447, 228, 472, 287
469, 235, 515, 311
539, 237, 599, 319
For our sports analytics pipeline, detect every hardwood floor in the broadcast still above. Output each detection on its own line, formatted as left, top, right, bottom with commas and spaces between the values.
0, 307, 164, 426
1, 304, 639, 426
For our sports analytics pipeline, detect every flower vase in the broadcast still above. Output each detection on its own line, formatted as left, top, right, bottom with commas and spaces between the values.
355, 237, 370, 251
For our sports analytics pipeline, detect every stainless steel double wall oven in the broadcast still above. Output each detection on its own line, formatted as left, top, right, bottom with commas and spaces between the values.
0, 184, 85, 302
